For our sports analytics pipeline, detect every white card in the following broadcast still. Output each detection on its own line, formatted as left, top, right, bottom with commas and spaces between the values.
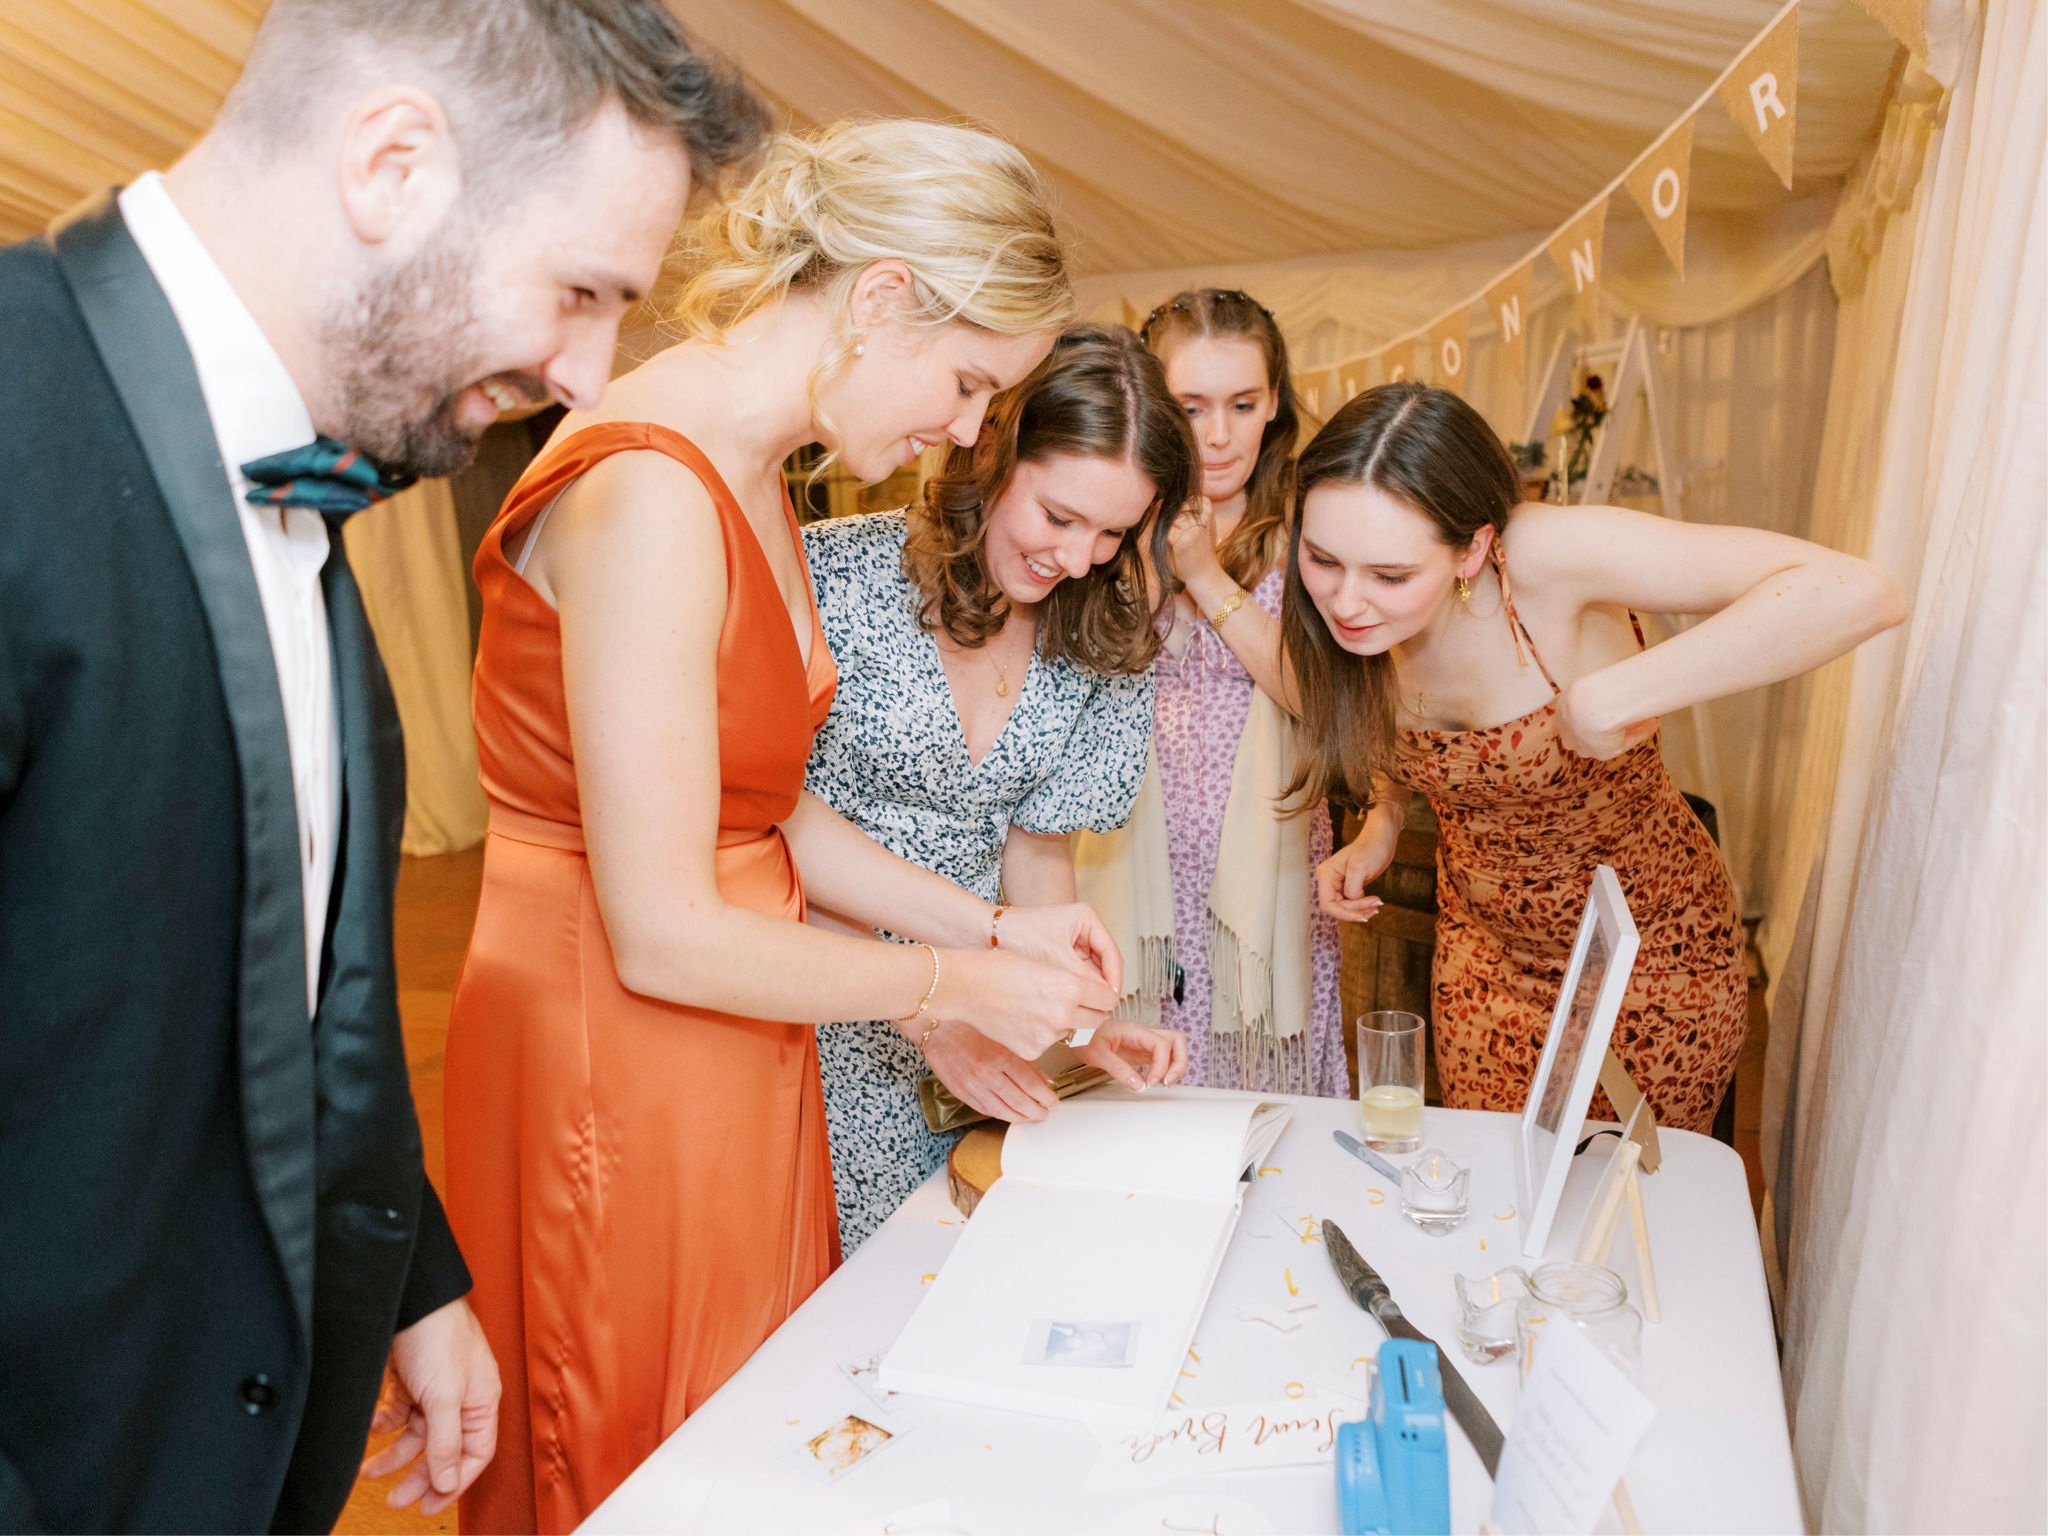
1084, 1396, 1367, 1492
1489, 1323, 1656, 1535
782, 1412, 904, 1483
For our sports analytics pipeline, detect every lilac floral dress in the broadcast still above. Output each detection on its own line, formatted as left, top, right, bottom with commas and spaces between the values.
1154, 568, 1347, 1094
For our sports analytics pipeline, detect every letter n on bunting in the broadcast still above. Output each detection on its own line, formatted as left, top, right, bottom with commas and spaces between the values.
1626, 115, 1695, 277
1547, 197, 1608, 333
1717, 3, 1800, 189
1486, 263, 1534, 382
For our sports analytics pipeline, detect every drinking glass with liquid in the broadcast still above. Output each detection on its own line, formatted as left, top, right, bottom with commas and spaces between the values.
1356, 1011, 1425, 1152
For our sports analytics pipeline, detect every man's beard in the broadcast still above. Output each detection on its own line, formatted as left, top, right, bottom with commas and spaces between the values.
323, 229, 494, 480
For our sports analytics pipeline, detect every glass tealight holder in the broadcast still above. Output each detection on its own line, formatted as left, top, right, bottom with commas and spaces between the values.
1453, 1266, 1530, 1365
1398, 1147, 1469, 1233
1515, 1262, 1645, 1385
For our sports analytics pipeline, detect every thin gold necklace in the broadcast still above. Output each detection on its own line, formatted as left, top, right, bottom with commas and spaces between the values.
991, 650, 1012, 698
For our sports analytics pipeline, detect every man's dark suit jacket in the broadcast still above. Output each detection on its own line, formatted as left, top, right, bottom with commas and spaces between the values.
0, 192, 471, 1533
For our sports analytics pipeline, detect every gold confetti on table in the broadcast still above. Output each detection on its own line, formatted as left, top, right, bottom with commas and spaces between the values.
1187, 1347, 1202, 1364
1259, 1165, 1282, 1177
1494, 1205, 1518, 1221
1284, 1266, 1299, 1297
1366, 1188, 1386, 1206
920, 1273, 936, 1285
1284, 1381, 1307, 1399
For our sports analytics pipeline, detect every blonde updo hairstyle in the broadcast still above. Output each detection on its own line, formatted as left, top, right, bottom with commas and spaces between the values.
670, 118, 1076, 472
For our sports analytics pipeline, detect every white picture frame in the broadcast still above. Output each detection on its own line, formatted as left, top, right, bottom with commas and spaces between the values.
1517, 865, 1641, 1258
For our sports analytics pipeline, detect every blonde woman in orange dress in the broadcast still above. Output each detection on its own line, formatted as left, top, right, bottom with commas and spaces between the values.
1293, 383, 1903, 1132
444, 122, 1131, 1534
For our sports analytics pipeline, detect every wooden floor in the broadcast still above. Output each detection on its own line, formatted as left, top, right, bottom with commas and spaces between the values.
335, 846, 1769, 1533
338, 847, 480, 1536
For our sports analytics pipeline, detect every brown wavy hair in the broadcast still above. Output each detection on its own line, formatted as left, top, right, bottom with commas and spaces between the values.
1140, 288, 1300, 589
903, 324, 1194, 674
1281, 382, 1518, 809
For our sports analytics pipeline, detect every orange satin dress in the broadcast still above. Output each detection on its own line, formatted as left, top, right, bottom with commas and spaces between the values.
443, 423, 840, 1535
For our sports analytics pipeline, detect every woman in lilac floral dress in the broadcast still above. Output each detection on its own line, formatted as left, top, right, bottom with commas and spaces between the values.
1141, 290, 1346, 1095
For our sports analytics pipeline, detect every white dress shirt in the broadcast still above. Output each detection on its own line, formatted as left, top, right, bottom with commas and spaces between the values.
119, 172, 339, 1015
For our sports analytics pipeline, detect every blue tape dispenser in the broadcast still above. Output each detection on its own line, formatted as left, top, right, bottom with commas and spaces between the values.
1335, 1338, 1452, 1536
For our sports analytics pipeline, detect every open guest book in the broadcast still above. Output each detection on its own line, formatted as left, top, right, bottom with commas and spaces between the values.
879, 1089, 1291, 1431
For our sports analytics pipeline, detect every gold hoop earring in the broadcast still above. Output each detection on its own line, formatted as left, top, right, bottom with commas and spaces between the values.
1456, 574, 1472, 603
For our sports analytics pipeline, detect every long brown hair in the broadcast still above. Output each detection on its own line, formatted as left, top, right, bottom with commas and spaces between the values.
1281, 382, 1519, 809
903, 323, 1194, 674
1140, 288, 1300, 588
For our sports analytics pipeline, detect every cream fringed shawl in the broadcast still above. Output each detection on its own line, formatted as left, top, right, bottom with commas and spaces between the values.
1074, 690, 1316, 1090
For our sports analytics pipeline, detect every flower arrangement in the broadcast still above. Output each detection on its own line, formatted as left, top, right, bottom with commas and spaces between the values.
1547, 368, 1609, 499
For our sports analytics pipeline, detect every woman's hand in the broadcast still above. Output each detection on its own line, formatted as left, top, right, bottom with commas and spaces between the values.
993, 902, 1123, 996
1075, 1022, 1189, 1091
1317, 816, 1397, 923
1164, 496, 1229, 604
929, 947, 1115, 1060
1557, 672, 1659, 761
921, 1023, 1058, 1123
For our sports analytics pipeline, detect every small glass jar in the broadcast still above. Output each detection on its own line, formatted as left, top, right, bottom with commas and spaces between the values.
1399, 1147, 1470, 1233
1515, 1262, 1644, 1384
1453, 1266, 1529, 1364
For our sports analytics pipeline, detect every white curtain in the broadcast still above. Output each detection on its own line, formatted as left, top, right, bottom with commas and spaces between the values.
343, 479, 487, 856
1763, 2, 2046, 1529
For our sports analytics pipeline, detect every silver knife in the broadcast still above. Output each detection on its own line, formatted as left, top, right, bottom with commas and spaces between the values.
1323, 1217, 1505, 1478
1331, 1128, 1408, 1185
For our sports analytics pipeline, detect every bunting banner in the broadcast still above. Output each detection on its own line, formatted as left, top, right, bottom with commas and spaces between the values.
1428, 309, 1470, 395
1299, 365, 1346, 420
1485, 262, 1534, 383
1626, 115, 1696, 276
1850, 0, 1928, 62
1547, 197, 1608, 332
1717, 3, 1800, 189
1274, 0, 1801, 404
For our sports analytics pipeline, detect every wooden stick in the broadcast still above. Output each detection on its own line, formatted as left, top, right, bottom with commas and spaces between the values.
1576, 1139, 1634, 1265
1613, 1477, 1644, 1535
1625, 1160, 1662, 1324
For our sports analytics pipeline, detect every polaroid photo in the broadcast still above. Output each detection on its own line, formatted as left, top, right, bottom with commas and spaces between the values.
837, 1350, 896, 1412
1023, 1318, 1141, 1368
784, 1412, 903, 1483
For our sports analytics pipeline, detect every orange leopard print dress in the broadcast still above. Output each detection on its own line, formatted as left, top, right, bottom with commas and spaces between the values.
1390, 581, 1745, 1134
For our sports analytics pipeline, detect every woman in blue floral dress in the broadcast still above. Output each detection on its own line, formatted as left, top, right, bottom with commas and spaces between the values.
804, 325, 1196, 1249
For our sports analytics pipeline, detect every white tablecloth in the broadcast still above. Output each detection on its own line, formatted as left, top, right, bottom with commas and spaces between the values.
582, 1097, 1801, 1535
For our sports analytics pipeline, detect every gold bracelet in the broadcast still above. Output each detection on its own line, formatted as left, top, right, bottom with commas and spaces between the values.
1211, 586, 1247, 628
989, 903, 1009, 949
919, 1019, 944, 1053
894, 942, 941, 1027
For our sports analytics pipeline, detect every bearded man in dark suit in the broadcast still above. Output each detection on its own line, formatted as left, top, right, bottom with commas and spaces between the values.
0, 4, 763, 1528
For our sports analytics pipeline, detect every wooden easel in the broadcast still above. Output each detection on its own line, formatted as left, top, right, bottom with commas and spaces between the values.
1575, 1100, 1662, 1324
1522, 319, 1730, 849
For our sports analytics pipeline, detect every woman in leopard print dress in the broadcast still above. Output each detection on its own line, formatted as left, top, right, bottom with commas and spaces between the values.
1286, 384, 1904, 1132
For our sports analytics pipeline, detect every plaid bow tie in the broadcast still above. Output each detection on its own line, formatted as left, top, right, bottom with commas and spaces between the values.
241, 436, 417, 516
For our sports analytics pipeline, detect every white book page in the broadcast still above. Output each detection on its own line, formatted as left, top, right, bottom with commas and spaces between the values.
880, 1178, 1239, 1428
1001, 1090, 1290, 1199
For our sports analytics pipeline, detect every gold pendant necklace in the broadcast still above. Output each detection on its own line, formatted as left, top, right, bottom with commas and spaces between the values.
992, 652, 1011, 698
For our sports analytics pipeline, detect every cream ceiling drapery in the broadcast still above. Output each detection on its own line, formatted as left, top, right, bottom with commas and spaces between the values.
3, 0, 1903, 261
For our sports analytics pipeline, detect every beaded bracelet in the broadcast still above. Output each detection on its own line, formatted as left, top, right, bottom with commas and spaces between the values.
895, 942, 941, 1028
989, 903, 1010, 949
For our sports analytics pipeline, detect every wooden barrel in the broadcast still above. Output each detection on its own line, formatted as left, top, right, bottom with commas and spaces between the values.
1334, 799, 1441, 1098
